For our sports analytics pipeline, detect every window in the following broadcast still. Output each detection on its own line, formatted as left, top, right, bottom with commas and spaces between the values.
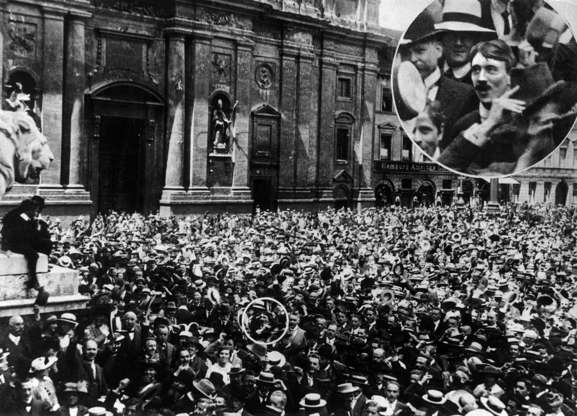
379, 132, 392, 160
560, 146, 567, 167
513, 184, 520, 202
336, 127, 351, 162
442, 180, 452, 189
402, 136, 412, 161
544, 182, 551, 202
529, 182, 537, 201
335, 112, 354, 163
543, 156, 551, 167
381, 82, 392, 112
337, 77, 352, 99
401, 178, 412, 189
573, 183, 577, 197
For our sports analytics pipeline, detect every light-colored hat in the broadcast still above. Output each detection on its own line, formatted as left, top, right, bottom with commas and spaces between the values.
480, 396, 507, 416
29, 356, 58, 372
435, 0, 496, 33
337, 383, 360, 395
57, 312, 78, 327
299, 393, 327, 408
422, 390, 447, 405
267, 351, 286, 368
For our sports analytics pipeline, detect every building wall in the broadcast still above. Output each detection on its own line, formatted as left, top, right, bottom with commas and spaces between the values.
0, 0, 398, 218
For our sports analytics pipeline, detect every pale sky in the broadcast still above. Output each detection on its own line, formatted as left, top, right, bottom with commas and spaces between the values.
379, 0, 577, 33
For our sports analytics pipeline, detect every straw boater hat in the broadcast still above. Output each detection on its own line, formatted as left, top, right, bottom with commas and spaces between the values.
267, 351, 286, 368
299, 393, 327, 409
192, 379, 217, 399
435, 0, 496, 33
57, 312, 78, 327
422, 390, 447, 405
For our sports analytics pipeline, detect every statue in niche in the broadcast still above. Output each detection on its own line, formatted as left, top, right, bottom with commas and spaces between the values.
212, 97, 238, 153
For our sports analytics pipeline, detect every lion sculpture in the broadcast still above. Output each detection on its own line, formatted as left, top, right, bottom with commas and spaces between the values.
0, 110, 53, 197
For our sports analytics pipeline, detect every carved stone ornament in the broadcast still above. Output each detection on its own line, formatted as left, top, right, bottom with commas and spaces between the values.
92, 0, 168, 17
212, 53, 231, 86
197, 9, 251, 30
255, 63, 274, 90
7, 20, 37, 58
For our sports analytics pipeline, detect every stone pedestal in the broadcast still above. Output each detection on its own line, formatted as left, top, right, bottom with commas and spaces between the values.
0, 252, 88, 317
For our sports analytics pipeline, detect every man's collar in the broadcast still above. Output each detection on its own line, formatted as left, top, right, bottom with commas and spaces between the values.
19, 213, 31, 221
479, 103, 491, 122
444, 62, 471, 80
424, 67, 442, 90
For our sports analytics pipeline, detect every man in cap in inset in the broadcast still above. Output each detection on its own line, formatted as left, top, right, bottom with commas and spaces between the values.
399, 6, 478, 148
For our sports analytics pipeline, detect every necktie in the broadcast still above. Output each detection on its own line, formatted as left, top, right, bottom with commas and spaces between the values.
502, 11, 510, 35
445, 68, 455, 80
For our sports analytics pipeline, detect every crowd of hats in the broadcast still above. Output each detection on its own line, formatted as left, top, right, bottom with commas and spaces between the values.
1, 204, 577, 416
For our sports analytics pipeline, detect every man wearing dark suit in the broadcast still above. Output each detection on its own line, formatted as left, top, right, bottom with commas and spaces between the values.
334, 383, 368, 416
1, 198, 51, 292
80, 339, 108, 407
438, 39, 525, 175
400, 8, 478, 147
13, 379, 52, 416
436, 0, 497, 88
0, 315, 35, 380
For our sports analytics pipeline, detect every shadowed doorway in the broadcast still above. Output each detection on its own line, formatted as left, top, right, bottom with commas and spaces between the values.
98, 117, 145, 213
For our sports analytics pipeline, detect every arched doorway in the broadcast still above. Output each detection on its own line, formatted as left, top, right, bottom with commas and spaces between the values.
555, 181, 568, 206
417, 181, 436, 206
87, 82, 164, 214
375, 182, 394, 207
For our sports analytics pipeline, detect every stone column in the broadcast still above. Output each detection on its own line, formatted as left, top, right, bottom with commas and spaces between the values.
279, 45, 298, 194
295, 48, 316, 189
0, 1, 4, 101
357, 52, 379, 207
64, 12, 90, 189
232, 39, 253, 193
163, 34, 186, 191
41, 8, 65, 186
317, 46, 337, 189
189, 35, 211, 189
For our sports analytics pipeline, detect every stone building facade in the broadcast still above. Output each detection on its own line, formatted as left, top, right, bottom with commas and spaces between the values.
0, 0, 398, 217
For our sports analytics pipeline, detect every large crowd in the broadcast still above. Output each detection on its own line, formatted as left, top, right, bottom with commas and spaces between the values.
0, 204, 576, 416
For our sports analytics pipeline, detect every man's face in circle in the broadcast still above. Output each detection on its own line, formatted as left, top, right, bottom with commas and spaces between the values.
443, 32, 477, 68
471, 53, 510, 104
408, 40, 443, 79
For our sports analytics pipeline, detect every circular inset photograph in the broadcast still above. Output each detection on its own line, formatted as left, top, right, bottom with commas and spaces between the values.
240, 297, 289, 345
392, 0, 577, 177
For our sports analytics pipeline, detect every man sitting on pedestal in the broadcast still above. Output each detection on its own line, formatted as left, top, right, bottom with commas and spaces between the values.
1, 197, 51, 303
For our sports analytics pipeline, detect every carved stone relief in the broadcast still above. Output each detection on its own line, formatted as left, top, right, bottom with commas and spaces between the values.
255, 63, 274, 90
197, 9, 252, 30
212, 53, 231, 87
7, 20, 37, 58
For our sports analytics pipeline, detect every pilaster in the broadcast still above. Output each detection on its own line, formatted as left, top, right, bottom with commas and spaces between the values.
41, 8, 65, 186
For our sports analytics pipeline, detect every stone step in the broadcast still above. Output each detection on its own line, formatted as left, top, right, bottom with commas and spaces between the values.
0, 294, 89, 317
0, 265, 79, 300
0, 251, 49, 275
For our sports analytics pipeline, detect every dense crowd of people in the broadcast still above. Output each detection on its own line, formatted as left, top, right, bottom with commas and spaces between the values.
0, 203, 576, 416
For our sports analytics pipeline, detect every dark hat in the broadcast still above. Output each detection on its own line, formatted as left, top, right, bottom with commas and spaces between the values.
247, 343, 268, 360
525, 80, 577, 115
400, 9, 446, 46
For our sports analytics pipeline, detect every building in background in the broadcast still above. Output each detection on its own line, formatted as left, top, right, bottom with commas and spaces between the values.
0, 0, 399, 218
